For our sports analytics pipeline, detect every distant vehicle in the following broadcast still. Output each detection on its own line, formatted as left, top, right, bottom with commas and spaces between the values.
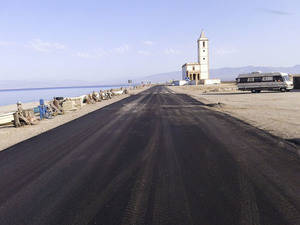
236, 72, 293, 93
173, 80, 188, 86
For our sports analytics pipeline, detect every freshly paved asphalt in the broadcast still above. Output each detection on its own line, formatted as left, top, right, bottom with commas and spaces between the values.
0, 85, 299, 225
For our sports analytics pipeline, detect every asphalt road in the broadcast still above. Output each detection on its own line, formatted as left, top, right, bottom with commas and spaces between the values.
0, 85, 299, 225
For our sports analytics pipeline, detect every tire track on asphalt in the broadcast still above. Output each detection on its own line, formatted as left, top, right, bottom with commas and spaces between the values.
121, 124, 160, 225
150, 91, 194, 225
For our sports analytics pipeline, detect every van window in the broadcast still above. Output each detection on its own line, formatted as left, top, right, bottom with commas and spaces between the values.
283, 75, 290, 81
254, 77, 262, 82
273, 76, 283, 82
248, 77, 254, 82
263, 76, 273, 81
239, 78, 248, 83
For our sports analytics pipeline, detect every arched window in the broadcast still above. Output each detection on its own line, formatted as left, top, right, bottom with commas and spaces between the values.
203, 41, 205, 48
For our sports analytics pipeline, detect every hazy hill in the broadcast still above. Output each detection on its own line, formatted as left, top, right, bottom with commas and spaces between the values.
1, 65, 300, 89
139, 65, 300, 83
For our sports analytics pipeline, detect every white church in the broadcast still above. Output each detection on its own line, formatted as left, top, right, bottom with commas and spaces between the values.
181, 31, 220, 85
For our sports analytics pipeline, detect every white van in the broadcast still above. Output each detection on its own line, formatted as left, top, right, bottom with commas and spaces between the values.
236, 72, 293, 93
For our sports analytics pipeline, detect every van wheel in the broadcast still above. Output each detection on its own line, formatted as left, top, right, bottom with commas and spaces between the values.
251, 89, 256, 93
280, 88, 286, 92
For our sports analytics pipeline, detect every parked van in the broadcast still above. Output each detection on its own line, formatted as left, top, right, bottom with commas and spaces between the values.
236, 72, 293, 93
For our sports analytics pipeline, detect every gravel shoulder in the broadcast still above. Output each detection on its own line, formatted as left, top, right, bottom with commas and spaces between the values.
169, 85, 300, 142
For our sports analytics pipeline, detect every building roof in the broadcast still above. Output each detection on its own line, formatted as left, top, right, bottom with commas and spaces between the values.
200, 31, 205, 38
237, 72, 287, 78
198, 31, 208, 41
182, 62, 200, 67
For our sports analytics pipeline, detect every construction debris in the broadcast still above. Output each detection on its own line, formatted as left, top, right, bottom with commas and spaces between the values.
92, 91, 101, 102
70, 95, 85, 109
112, 90, 124, 95
49, 98, 64, 116
62, 100, 77, 111
0, 86, 143, 128
13, 102, 38, 127
0, 112, 14, 126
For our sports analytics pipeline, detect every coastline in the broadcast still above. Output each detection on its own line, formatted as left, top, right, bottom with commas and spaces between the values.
0, 86, 149, 151
0, 85, 130, 107
0, 84, 129, 92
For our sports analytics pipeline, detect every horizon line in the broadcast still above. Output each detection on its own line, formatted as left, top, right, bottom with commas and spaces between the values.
0, 84, 131, 93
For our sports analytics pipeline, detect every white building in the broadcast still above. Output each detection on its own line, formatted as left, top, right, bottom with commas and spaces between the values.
182, 31, 219, 85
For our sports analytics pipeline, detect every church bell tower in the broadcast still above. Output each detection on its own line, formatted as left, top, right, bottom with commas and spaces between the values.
197, 31, 209, 79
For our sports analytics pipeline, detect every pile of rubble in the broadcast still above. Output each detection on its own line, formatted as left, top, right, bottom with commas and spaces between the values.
1, 88, 130, 128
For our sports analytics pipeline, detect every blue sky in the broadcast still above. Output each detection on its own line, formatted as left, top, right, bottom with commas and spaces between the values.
0, 0, 299, 82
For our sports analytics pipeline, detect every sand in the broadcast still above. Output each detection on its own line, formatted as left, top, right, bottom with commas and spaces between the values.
0, 87, 149, 151
170, 84, 300, 142
0, 102, 42, 114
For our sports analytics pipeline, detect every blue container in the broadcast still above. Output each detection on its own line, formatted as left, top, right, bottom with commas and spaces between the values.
33, 107, 40, 114
39, 99, 45, 105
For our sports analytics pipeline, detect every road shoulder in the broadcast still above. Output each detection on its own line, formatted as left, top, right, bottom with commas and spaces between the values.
169, 85, 300, 156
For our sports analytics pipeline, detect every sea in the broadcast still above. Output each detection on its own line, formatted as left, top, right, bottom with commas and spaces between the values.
0, 85, 126, 106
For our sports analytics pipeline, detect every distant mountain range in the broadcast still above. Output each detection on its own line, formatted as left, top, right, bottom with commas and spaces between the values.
1, 65, 300, 89
139, 65, 300, 82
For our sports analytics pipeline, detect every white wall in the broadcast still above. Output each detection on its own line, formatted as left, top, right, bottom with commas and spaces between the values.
182, 64, 201, 80
174, 80, 187, 86
204, 79, 221, 85
198, 39, 209, 80
198, 40, 209, 64
186, 65, 200, 71
200, 65, 209, 79
182, 66, 187, 80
